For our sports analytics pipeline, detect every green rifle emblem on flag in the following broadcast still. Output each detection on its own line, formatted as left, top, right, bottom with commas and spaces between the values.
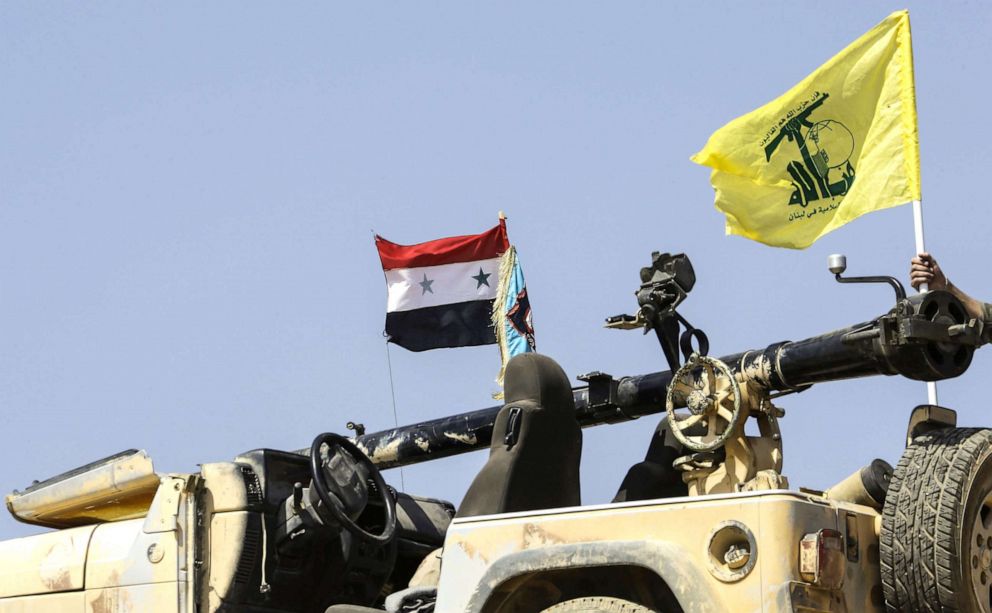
762, 92, 856, 209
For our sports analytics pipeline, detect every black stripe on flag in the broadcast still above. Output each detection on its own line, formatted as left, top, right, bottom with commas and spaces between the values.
385, 300, 496, 352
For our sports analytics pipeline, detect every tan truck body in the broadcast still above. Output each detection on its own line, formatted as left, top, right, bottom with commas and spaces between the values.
0, 460, 879, 613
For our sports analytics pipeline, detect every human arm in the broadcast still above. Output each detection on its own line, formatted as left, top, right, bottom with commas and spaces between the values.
910, 253, 988, 321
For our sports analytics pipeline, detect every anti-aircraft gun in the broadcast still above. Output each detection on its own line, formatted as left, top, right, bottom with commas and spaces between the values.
354, 252, 981, 477
1, 252, 989, 613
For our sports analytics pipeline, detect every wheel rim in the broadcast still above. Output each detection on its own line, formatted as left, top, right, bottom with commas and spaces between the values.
970, 491, 992, 611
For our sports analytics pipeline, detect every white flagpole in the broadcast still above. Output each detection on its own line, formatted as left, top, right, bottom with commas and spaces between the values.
913, 199, 939, 405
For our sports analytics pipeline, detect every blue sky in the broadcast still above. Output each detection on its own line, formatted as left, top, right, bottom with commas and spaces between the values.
2, 2, 991, 540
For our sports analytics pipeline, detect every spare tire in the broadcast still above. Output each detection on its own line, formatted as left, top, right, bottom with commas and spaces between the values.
881, 427, 992, 612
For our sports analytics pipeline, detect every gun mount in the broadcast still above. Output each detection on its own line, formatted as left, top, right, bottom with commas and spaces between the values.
603, 252, 705, 372
351, 253, 987, 474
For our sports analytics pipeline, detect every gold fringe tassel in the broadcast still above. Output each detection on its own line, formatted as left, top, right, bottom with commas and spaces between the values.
491, 246, 517, 398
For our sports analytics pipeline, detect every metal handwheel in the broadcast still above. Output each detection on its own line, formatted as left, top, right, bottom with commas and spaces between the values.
665, 353, 742, 452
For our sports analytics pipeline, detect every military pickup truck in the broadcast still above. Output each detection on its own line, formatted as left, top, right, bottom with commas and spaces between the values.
1, 252, 988, 612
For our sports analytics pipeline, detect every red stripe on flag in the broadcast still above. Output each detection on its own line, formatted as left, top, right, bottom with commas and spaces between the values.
375, 220, 509, 270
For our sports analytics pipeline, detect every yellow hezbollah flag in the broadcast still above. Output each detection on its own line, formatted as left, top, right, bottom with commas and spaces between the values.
691, 11, 921, 249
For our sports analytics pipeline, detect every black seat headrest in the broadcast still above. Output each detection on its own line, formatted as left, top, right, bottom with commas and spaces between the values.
504, 353, 574, 410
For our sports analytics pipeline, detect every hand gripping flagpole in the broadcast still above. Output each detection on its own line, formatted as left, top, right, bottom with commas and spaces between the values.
913, 199, 939, 405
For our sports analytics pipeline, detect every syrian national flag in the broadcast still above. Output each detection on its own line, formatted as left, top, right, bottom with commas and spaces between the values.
375, 221, 509, 352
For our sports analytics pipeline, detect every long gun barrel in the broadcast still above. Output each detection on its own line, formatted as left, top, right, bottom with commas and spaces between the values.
348, 289, 984, 470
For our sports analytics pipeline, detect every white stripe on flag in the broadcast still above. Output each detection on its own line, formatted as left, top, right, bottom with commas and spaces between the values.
385, 257, 501, 313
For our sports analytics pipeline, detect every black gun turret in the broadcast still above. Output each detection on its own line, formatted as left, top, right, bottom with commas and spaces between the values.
343, 254, 986, 470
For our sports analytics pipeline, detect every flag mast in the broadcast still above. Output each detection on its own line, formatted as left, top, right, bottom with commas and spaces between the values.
913, 200, 939, 405
907, 9, 935, 405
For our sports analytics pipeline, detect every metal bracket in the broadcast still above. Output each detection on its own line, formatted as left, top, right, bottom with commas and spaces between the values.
577, 371, 619, 410
604, 311, 647, 331
906, 405, 957, 447
576, 371, 639, 423
143, 476, 187, 534
902, 317, 984, 346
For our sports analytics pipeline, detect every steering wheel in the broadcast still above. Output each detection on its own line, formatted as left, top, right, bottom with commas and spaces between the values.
665, 353, 742, 452
309, 432, 397, 545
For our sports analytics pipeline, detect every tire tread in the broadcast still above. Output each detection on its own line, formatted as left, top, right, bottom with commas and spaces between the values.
880, 427, 992, 612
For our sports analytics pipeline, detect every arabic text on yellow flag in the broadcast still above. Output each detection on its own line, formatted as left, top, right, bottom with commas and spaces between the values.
691, 11, 921, 249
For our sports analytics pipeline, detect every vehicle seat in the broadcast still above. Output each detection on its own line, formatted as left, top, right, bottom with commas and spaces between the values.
456, 353, 582, 518
613, 419, 689, 502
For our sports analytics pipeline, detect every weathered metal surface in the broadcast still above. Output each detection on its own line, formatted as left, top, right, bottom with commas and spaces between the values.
353, 407, 498, 469
199, 462, 250, 513
0, 525, 95, 598
0, 474, 192, 612
351, 291, 977, 470
86, 519, 180, 590
461, 540, 720, 612
434, 491, 883, 612
0, 591, 85, 612
205, 510, 252, 612
788, 582, 848, 612
905, 404, 958, 446
142, 477, 186, 535
5, 450, 159, 529
84, 581, 183, 613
